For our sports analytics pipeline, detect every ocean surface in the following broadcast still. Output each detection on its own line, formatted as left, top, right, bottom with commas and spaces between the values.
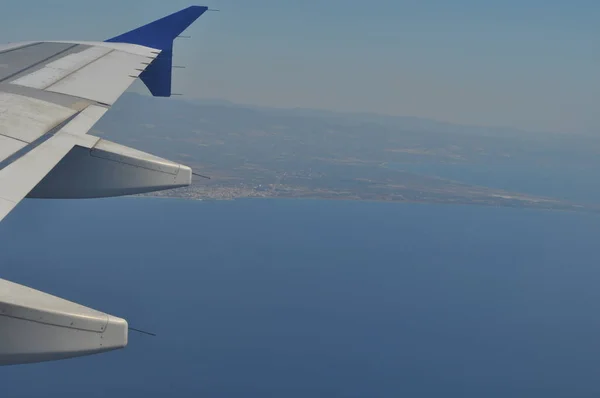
2, 198, 600, 397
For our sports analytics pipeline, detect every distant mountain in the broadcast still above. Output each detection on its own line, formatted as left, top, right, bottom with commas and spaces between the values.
185, 94, 540, 137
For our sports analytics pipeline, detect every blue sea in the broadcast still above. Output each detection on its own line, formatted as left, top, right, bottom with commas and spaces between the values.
2, 198, 600, 397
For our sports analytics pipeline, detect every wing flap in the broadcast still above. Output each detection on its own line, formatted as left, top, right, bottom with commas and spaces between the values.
45, 50, 151, 105
0, 133, 90, 204
0, 92, 76, 142
11, 46, 113, 90
0, 113, 101, 222
59, 104, 108, 136
0, 42, 77, 83
0, 135, 26, 162
0, 135, 74, 220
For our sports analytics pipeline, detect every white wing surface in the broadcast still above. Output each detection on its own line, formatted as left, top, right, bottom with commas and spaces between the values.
0, 6, 209, 365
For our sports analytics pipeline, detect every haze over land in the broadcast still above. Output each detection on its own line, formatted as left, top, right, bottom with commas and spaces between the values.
93, 93, 600, 213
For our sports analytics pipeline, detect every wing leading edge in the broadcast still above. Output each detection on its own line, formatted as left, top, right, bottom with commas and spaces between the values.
0, 6, 208, 365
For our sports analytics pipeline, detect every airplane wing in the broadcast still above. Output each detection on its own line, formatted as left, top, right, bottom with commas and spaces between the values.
0, 6, 208, 365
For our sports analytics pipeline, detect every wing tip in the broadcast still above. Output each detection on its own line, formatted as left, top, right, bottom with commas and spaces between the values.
105, 5, 208, 51
105, 5, 209, 98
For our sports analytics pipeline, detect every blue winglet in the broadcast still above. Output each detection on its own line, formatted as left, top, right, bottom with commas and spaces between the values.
105, 6, 208, 97
106, 6, 208, 51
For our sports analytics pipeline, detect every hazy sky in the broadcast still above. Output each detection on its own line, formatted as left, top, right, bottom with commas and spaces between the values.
1, 0, 598, 133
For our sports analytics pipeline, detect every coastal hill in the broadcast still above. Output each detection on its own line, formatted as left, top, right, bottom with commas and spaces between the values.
92, 93, 600, 212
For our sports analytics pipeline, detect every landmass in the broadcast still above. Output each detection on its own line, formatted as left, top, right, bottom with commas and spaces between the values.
93, 93, 600, 213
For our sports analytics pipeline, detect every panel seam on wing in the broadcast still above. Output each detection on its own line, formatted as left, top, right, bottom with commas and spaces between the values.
89, 142, 179, 175
44, 49, 116, 91
0, 133, 28, 144
0, 44, 79, 84
0, 111, 81, 172
0, 312, 107, 333
0, 42, 41, 56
